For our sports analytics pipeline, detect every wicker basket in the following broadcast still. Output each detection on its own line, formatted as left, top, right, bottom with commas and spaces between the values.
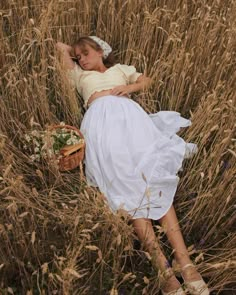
49, 125, 85, 171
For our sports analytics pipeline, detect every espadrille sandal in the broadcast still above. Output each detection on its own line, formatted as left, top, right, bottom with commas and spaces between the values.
174, 263, 210, 295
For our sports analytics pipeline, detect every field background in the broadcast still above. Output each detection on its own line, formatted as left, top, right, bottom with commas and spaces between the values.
0, 0, 235, 294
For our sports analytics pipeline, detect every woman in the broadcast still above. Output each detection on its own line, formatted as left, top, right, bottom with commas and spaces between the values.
56, 36, 209, 295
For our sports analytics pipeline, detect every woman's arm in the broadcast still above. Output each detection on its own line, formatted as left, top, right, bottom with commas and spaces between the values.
110, 75, 152, 96
56, 42, 75, 70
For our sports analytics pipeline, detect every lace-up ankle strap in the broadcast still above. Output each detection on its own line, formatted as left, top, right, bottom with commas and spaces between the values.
181, 263, 196, 271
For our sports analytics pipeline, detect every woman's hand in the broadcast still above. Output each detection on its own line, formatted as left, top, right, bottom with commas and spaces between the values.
111, 75, 152, 96
110, 85, 132, 96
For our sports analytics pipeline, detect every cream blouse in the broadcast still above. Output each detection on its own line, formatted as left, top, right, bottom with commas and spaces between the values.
67, 63, 142, 106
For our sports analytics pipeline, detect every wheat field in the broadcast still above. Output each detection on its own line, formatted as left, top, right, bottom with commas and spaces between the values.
0, 0, 235, 294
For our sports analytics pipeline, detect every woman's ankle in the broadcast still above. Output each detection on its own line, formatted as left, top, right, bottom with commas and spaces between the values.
174, 253, 192, 268
161, 271, 182, 293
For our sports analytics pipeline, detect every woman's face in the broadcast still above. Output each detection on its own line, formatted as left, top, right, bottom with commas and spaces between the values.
74, 44, 103, 71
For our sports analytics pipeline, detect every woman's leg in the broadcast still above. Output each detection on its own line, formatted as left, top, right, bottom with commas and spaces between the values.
132, 218, 183, 292
159, 205, 202, 281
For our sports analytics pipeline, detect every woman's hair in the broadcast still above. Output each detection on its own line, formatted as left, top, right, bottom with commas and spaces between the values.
72, 36, 116, 68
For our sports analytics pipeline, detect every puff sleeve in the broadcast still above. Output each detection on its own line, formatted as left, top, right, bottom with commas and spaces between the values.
117, 64, 143, 84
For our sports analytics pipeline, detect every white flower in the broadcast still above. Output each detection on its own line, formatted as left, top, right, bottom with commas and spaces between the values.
25, 134, 31, 142
31, 130, 39, 137
47, 149, 53, 157
41, 151, 47, 157
30, 155, 36, 161
30, 154, 40, 161
33, 140, 40, 147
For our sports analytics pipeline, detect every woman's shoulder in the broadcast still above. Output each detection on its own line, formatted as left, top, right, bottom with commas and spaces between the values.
114, 63, 138, 75
114, 63, 134, 68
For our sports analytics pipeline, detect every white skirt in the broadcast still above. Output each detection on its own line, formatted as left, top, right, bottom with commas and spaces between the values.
81, 96, 197, 220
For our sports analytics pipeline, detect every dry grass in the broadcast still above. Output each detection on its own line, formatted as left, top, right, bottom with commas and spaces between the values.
0, 0, 235, 294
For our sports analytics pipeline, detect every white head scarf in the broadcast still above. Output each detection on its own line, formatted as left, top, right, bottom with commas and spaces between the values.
88, 36, 112, 58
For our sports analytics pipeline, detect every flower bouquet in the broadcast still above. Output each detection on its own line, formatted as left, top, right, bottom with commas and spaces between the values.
23, 122, 85, 171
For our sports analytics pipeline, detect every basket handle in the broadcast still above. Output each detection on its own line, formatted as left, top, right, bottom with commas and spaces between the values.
60, 142, 84, 156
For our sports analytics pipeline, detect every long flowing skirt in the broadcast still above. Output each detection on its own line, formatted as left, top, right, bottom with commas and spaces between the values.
80, 96, 197, 220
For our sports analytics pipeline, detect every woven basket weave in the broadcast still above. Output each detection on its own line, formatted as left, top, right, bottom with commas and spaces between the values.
49, 125, 85, 171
